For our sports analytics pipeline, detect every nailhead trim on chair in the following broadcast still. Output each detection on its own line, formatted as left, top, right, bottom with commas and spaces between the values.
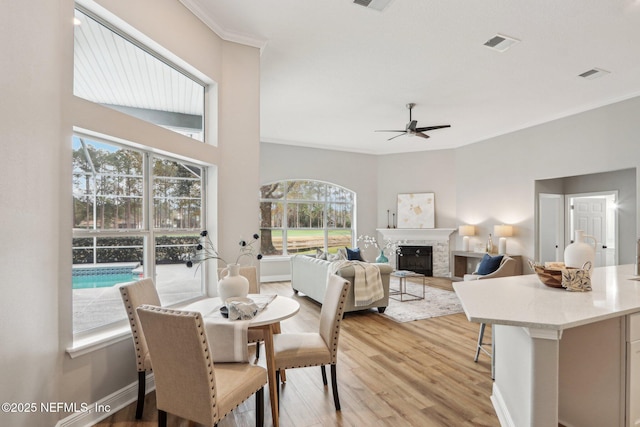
330, 284, 349, 364
119, 287, 147, 373
276, 280, 349, 370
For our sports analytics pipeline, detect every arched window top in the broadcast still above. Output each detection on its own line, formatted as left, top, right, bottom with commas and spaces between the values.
259, 180, 355, 256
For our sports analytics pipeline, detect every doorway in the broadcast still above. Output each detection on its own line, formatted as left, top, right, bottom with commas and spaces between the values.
566, 191, 618, 267
535, 168, 636, 267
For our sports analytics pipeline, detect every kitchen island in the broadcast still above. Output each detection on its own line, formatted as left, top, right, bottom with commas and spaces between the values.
454, 264, 640, 427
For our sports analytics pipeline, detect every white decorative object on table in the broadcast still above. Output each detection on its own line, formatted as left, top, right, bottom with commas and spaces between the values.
218, 264, 250, 302
564, 229, 596, 270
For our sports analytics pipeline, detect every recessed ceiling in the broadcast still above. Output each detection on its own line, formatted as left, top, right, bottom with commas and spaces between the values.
180, 0, 640, 155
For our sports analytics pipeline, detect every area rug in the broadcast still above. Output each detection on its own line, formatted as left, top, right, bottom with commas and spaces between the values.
380, 280, 464, 323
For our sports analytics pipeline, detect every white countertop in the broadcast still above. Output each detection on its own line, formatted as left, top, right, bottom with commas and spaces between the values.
453, 264, 640, 330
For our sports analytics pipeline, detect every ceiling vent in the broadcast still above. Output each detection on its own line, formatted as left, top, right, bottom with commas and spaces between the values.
483, 34, 520, 52
353, 0, 393, 12
578, 68, 610, 80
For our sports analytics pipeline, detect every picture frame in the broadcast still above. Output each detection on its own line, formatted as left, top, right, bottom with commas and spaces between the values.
397, 192, 435, 229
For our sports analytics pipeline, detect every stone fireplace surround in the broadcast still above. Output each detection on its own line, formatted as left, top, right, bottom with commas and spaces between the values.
377, 228, 456, 278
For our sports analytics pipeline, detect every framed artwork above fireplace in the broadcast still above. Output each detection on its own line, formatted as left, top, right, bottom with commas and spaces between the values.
397, 192, 435, 229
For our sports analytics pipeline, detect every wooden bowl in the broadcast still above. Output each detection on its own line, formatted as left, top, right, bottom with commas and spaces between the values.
532, 264, 564, 288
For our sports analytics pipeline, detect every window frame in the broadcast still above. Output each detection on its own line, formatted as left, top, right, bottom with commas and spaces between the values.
259, 180, 356, 256
74, 5, 207, 142
72, 132, 206, 337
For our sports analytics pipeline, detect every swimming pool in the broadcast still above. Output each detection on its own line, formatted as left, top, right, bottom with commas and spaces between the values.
72, 263, 141, 289
72, 273, 140, 289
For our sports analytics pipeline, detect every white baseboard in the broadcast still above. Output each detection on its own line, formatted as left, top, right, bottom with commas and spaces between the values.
490, 382, 515, 427
55, 374, 154, 427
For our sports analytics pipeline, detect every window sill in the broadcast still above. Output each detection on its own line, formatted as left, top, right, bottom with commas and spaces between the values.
66, 297, 208, 359
67, 324, 131, 359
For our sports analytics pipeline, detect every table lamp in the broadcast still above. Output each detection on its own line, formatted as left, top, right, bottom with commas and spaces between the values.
494, 224, 513, 255
459, 225, 475, 252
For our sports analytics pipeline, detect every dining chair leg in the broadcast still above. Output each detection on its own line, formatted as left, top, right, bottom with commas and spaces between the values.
158, 409, 167, 427
136, 371, 146, 419
255, 387, 264, 427
321, 365, 327, 386
275, 370, 280, 408
330, 364, 341, 411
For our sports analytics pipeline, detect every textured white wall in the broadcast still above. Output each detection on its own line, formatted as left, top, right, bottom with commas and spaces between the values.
0, 0, 261, 424
0, 0, 67, 425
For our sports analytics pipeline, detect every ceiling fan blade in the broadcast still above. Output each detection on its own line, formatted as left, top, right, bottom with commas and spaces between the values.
387, 132, 408, 141
414, 125, 451, 132
375, 130, 407, 133
414, 132, 430, 139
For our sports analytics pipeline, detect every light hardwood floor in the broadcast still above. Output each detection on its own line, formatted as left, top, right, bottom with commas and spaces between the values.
93, 278, 498, 427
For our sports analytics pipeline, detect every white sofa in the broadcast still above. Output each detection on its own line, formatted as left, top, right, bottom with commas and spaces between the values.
290, 255, 393, 313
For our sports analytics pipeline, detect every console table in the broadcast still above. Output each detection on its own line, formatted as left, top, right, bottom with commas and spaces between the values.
451, 251, 488, 280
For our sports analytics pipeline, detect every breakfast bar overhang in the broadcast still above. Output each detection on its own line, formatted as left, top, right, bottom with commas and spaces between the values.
454, 264, 640, 427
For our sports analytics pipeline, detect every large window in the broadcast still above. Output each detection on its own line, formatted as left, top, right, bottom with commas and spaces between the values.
72, 135, 204, 334
259, 180, 355, 256
74, 7, 205, 141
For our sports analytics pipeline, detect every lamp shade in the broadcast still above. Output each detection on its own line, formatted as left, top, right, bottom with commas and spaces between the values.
494, 224, 513, 237
459, 225, 475, 236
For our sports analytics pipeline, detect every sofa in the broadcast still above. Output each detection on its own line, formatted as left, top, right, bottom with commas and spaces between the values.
290, 255, 393, 313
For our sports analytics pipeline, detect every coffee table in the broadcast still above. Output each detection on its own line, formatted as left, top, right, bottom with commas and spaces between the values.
390, 271, 426, 301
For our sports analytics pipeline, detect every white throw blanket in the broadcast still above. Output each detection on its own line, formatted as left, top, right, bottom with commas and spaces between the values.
203, 317, 249, 362
329, 260, 384, 307
186, 295, 276, 362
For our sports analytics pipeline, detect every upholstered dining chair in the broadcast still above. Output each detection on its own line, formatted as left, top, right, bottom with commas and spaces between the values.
136, 305, 267, 427
464, 255, 521, 379
218, 266, 265, 359
119, 278, 161, 419
273, 273, 350, 410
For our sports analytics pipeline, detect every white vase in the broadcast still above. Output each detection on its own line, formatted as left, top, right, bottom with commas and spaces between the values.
564, 230, 596, 270
217, 264, 250, 303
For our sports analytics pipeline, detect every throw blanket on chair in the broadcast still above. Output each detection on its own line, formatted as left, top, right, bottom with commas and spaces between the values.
329, 260, 384, 307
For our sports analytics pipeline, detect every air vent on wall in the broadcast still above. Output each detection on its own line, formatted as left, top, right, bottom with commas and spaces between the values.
353, 0, 393, 12
578, 68, 610, 80
483, 34, 520, 52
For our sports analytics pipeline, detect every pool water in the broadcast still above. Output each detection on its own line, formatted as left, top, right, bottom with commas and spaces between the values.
72, 273, 140, 289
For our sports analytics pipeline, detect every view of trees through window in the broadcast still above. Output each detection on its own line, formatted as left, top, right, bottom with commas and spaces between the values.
259, 180, 355, 256
72, 135, 203, 333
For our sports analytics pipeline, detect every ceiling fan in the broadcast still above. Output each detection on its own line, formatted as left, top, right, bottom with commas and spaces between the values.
375, 103, 450, 141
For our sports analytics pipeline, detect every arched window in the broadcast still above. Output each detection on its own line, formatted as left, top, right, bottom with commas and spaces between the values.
259, 180, 355, 256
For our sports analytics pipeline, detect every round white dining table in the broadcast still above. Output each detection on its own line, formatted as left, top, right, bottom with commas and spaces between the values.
183, 294, 299, 427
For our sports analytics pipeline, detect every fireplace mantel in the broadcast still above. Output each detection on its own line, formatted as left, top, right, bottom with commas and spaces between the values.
376, 228, 456, 242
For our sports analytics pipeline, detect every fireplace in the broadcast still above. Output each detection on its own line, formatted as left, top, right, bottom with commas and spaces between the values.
396, 245, 433, 276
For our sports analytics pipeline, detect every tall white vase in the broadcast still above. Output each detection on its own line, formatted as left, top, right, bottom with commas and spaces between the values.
217, 264, 250, 303
564, 230, 596, 270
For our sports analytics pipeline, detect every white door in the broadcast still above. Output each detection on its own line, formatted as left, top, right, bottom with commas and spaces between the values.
539, 193, 564, 263
571, 196, 607, 267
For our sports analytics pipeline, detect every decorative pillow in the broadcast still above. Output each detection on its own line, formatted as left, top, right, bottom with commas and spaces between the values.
329, 248, 347, 261
345, 247, 364, 261
476, 254, 503, 275
315, 248, 328, 260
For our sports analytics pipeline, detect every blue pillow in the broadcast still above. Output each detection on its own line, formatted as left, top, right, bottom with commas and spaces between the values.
477, 254, 503, 275
346, 247, 364, 261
